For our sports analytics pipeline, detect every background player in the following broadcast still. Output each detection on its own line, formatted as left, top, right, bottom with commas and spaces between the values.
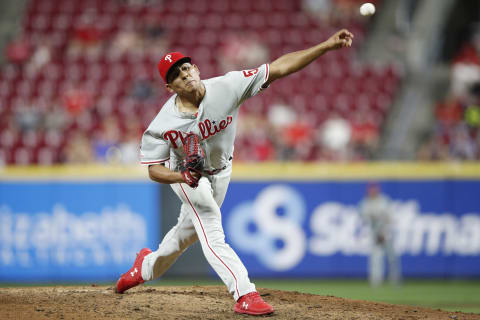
359, 182, 402, 287
115, 29, 354, 316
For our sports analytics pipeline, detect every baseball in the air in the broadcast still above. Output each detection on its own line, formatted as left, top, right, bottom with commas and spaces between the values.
359, 3, 376, 16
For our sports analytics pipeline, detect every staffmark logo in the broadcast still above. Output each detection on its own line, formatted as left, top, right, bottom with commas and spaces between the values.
226, 185, 480, 272
226, 185, 307, 271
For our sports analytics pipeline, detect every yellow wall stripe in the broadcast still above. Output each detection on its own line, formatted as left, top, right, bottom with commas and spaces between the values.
232, 162, 480, 180
0, 165, 148, 181
0, 162, 479, 181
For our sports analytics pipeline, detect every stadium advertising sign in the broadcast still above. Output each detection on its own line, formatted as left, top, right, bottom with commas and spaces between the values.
0, 182, 159, 282
223, 181, 480, 277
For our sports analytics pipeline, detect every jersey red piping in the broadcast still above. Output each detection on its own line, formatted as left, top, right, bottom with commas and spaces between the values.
265, 63, 269, 83
140, 158, 170, 164
179, 184, 241, 298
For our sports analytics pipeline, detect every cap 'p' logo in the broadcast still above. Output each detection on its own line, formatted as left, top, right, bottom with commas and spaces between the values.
165, 54, 172, 63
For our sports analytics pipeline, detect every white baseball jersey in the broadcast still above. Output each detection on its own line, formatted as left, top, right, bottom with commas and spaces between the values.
140, 64, 270, 171
138, 64, 270, 301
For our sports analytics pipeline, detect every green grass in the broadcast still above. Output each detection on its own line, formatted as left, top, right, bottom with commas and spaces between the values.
152, 278, 480, 314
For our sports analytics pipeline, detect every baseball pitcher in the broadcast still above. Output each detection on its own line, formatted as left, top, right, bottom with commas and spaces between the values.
115, 29, 354, 316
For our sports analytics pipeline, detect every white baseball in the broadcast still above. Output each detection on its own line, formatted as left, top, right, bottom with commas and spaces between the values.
359, 3, 375, 16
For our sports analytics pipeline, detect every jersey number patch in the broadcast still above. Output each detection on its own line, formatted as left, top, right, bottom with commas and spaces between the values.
242, 68, 258, 77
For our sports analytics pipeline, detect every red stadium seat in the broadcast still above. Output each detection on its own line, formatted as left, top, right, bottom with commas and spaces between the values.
0, 0, 398, 163
14, 147, 33, 165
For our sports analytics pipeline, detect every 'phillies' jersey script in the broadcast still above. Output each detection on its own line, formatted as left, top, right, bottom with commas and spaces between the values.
140, 64, 269, 171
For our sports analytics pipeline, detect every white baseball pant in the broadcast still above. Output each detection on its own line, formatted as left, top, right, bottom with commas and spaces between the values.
369, 240, 401, 287
141, 164, 256, 301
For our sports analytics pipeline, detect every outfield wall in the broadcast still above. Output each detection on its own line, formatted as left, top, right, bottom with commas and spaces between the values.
1, 163, 479, 281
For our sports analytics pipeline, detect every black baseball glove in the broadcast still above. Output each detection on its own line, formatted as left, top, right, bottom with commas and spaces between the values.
180, 133, 205, 188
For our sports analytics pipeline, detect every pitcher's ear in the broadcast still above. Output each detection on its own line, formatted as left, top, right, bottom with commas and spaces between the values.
165, 83, 174, 93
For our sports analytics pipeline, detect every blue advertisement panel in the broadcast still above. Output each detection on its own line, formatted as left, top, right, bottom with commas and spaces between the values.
222, 180, 480, 277
0, 181, 160, 282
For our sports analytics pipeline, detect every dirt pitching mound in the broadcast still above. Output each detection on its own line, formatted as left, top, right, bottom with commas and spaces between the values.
0, 285, 478, 320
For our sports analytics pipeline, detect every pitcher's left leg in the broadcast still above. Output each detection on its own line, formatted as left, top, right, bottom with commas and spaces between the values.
178, 179, 255, 300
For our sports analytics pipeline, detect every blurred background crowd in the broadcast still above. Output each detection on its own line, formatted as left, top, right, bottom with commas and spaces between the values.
0, 0, 479, 165
417, 23, 480, 161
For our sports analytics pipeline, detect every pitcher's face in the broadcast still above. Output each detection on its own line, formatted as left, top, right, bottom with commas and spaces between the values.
166, 63, 202, 95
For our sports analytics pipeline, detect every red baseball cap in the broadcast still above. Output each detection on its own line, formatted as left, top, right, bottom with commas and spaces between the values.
157, 52, 191, 83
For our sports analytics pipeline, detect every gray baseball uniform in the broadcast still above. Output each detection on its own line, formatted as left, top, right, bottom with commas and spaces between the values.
360, 194, 401, 286
139, 64, 269, 301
